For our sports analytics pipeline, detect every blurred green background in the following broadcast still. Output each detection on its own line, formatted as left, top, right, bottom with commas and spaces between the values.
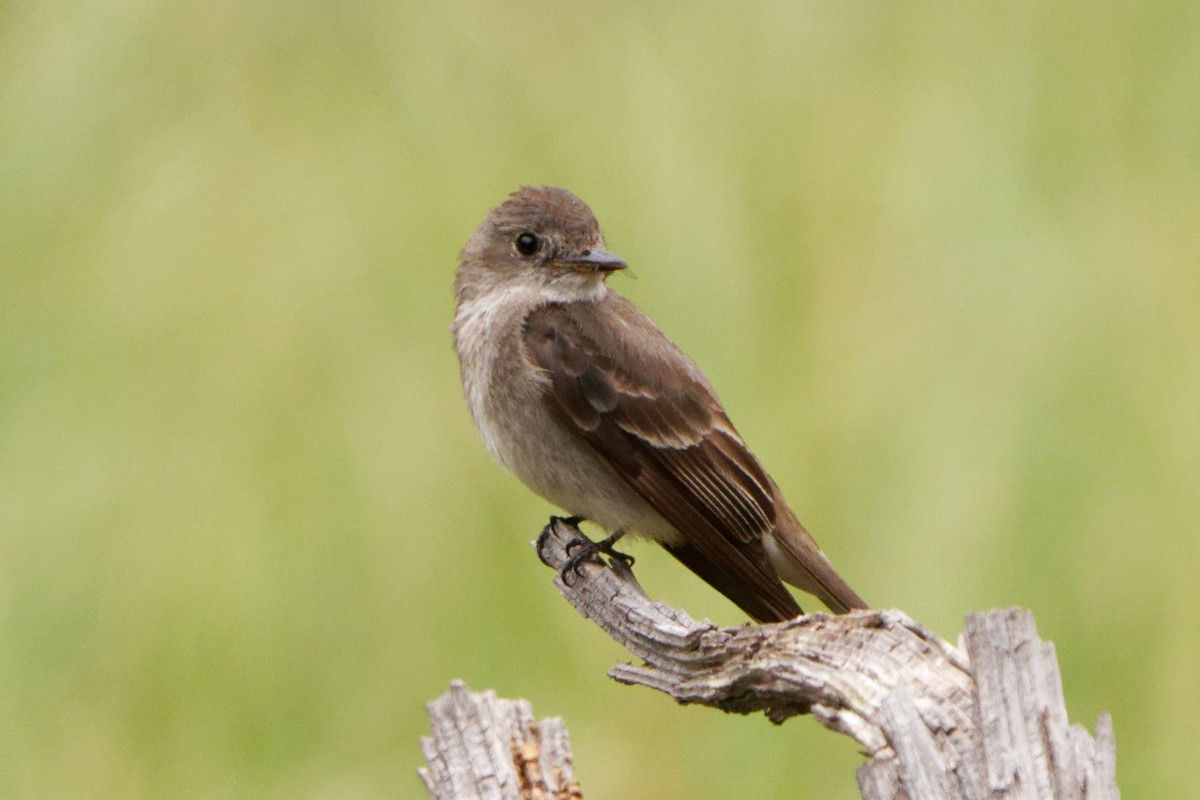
2, 1, 1197, 797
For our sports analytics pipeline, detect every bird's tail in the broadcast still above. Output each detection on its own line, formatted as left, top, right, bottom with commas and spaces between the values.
768, 502, 868, 614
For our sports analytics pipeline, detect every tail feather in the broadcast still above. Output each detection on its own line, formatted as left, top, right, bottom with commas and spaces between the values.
663, 540, 803, 623
768, 503, 868, 614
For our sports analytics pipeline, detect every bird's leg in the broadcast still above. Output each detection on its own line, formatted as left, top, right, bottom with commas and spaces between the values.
536, 516, 635, 577
562, 528, 633, 581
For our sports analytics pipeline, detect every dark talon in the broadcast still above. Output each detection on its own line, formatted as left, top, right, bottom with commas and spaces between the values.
537, 515, 589, 568
560, 529, 633, 584
535, 523, 555, 566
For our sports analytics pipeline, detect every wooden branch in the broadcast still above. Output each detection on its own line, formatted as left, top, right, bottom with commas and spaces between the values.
417, 519, 1118, 799
420, 680, 582, 800
530, 518, 1119, 800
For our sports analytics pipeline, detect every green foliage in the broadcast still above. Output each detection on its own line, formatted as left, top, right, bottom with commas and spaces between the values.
2, 1, 1197, 797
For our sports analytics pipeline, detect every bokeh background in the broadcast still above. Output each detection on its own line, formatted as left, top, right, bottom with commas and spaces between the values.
3, 1, 1198, 797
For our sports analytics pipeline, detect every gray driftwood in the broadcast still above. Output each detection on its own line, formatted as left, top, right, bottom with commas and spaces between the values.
420, 680, 581, 800
419, 518, 1118, 799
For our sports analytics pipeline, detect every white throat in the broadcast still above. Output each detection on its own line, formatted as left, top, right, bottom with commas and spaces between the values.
542, 273, 610, 304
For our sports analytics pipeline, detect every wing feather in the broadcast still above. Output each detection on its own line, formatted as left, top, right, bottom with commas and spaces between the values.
523, 298, 801, 621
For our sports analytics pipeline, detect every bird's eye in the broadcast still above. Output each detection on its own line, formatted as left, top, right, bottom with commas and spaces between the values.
514, 232, 540, 257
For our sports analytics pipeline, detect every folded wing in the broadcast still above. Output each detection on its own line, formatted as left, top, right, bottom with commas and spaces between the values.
522, 299, 801, 622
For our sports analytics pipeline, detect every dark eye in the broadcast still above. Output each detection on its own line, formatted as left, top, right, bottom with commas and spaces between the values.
514, 232, 540, 257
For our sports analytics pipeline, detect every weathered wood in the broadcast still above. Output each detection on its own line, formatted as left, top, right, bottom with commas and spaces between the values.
532, 518, 1118, 799
419, 680, 582, 800
964, 610, 1119, 800
418, 520, 1118, 799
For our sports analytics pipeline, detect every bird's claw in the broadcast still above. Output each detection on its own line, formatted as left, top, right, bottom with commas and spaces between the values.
561, 529, 633, 584
537, 515, 591, 567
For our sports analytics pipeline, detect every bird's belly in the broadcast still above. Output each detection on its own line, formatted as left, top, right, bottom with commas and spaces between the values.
473, 380, 680, 545
455, 293, 678, 543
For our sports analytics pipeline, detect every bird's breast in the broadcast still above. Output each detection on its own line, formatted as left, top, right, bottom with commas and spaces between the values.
453, 294, 679, 543
453, 292, 543, 472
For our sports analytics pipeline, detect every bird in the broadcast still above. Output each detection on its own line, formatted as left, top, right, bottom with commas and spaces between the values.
452, 186, 867, 622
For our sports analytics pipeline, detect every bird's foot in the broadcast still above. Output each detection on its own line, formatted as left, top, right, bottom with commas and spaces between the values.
562, 529, 633, 582
536, 516, 588, 567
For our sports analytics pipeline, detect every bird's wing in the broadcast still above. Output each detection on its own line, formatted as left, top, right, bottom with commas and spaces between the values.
522, 297, 801, 622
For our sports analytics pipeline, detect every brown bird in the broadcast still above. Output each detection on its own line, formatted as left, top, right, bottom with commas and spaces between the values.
452, 186, 867, 621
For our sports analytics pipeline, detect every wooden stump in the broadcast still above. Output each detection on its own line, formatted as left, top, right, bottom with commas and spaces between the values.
419, 519, 1118, 799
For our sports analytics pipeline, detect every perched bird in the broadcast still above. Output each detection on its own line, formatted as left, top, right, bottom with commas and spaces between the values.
452, 186, 867, 622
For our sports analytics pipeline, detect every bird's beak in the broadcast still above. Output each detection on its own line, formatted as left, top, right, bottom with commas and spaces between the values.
554, 247, 627, 273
